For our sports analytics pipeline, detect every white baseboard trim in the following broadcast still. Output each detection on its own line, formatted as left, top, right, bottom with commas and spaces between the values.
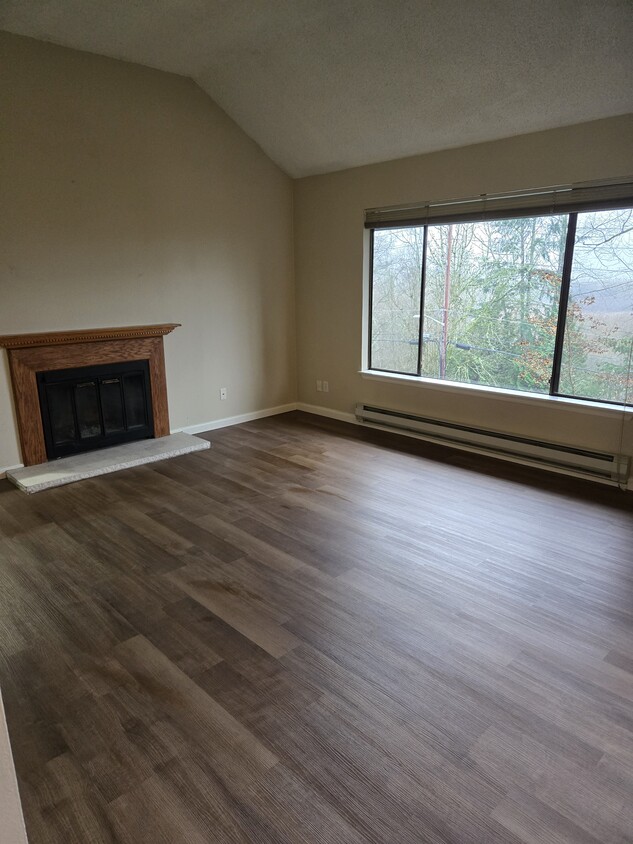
296, 403, 358, 424
173, 403, 298, 435
0, 464, 24, 481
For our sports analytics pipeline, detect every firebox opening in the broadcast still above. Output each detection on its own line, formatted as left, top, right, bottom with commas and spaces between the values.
37, 360, 154, 460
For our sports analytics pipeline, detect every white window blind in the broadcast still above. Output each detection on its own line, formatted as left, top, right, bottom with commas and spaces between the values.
364, 178, 633, 229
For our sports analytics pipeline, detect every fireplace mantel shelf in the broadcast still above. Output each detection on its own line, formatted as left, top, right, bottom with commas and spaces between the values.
0, 323, 180, 350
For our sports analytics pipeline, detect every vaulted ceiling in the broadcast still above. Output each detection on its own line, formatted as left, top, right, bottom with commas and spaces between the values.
2, 0, 632, 177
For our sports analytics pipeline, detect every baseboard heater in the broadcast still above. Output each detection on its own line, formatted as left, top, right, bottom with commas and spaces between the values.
355, 403, 629, 484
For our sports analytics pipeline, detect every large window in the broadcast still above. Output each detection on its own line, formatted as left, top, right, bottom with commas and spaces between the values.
369, 203, 633, 405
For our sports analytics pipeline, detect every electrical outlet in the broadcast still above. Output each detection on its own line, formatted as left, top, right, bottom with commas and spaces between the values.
322, 381, 329, 393
220, 387, 227, 400
316, 380, 322, 392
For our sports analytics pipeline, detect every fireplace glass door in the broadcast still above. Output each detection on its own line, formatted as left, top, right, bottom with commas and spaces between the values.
37, 361, 154, 459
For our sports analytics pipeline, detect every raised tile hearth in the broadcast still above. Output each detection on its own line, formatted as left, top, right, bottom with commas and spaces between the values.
6, 432, 210, 493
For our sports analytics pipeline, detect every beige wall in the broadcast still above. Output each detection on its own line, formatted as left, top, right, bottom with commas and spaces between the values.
294, 115, 633, 458
0, 32, 295, 470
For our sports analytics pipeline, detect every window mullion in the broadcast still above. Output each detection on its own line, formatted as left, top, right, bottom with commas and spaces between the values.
550, 213, 578, 396
416, 227, 428, 376
368, 228, 375, 370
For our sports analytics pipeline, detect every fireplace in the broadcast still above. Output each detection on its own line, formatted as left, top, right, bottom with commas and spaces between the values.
0, 324, 179, 466
37, 360, 154, 459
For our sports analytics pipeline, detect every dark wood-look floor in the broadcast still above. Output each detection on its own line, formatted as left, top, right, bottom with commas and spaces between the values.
1, 411, 632, 844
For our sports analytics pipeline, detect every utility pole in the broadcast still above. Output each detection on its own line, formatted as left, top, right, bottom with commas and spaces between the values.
440, 224, 454, 379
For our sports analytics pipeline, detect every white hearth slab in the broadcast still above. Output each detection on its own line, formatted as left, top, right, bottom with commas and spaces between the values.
7, 433, 210, 494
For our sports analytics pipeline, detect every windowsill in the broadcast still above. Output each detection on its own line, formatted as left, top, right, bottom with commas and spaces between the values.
359, 369, 633, 418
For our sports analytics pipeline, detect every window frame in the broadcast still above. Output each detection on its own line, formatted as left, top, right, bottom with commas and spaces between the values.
366, 197, 633, 408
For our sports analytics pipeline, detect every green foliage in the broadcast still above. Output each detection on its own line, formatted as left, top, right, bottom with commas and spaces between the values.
371, 209, 633, 403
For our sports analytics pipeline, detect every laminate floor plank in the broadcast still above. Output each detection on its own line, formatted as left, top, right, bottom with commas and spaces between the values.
167, 563, 301, 658
0, 410, 631, 842
470, 724, 633, 842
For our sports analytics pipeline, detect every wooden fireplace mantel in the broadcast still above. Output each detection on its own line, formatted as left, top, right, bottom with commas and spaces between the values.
0, 323, 180, 350
0, 324, 181, 467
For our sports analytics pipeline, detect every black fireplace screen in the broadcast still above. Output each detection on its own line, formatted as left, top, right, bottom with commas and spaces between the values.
37, 360, 154, 459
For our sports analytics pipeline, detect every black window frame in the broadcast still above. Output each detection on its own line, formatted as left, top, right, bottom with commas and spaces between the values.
367, 203, 633, 407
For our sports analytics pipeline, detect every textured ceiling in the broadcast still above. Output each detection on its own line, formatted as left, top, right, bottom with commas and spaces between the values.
2, 0, 632, 177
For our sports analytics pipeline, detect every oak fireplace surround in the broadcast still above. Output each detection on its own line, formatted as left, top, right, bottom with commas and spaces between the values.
0, 324, 180, 466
